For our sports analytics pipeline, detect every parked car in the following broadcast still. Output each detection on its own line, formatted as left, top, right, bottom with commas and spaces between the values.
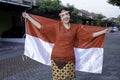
111, 26, 119, 32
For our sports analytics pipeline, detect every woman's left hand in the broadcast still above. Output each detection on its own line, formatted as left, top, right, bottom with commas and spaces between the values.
105, 27, 112, 33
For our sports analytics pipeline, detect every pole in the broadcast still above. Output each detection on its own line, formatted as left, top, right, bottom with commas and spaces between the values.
22, 6, 32, 61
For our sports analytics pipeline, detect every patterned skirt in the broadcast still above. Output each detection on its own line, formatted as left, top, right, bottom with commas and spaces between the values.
51, 60, 76, 80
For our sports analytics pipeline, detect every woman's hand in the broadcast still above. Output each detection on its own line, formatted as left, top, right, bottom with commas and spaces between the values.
22, 12, 29, 19
93, 27, 112, 37
104, 27, 112, 33
22, 12, 41, 29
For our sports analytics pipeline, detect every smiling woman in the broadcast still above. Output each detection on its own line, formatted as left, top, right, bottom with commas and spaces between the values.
59, 7, 71, 29
22, 6, 110, 80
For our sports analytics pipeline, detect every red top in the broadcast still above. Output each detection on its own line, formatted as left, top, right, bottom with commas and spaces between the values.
51, 23, 78, 63
40, 22, 93, 63
27, 14, 105, 63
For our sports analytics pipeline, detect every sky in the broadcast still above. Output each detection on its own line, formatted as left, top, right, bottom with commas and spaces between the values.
60, 0, 120, 18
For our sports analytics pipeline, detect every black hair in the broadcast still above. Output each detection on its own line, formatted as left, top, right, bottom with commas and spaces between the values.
58, 7, 69, 13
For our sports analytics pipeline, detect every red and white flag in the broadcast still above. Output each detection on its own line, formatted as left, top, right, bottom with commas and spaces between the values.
24, 14, 105, 73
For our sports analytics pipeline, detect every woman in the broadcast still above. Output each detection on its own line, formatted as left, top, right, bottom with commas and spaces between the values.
22, 8, 110, 80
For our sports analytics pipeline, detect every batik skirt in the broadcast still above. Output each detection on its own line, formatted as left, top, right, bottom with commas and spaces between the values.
51, 60, 76, 80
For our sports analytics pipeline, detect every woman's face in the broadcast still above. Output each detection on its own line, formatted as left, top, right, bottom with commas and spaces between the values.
59, 10, 70, 24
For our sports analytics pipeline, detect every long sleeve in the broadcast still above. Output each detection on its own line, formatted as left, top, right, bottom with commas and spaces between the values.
74, 24, 106, 48
26, 14, 59, 43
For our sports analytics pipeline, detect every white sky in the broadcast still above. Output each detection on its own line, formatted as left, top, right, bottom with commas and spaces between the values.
60, 0, 120, 18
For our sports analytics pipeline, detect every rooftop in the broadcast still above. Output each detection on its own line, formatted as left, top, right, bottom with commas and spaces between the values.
0, 0, 33, 11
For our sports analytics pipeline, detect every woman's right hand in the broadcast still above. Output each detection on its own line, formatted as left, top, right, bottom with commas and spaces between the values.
22, 12, 29, 19
22, 12, 41, 29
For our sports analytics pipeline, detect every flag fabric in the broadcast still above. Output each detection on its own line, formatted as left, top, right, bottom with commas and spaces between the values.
24, 14, 105, 73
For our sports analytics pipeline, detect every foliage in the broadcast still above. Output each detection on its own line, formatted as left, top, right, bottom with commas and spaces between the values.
29, 0, 82, 23
107, 0, 120, 27
112, 15, 120, 28
66, 4, 82, 23
116, 15, 120, 26
108, 0, 120, 7
94, 14, 106, 26
29, 0, 109, 25
31, 0, 62, 19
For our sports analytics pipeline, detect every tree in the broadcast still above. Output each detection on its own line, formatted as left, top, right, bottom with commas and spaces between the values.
31, 0, 62, 19
94, 14, 106, 26
29, 0, 81, 23
113, 15, 120, 28
116, 15, 120, 26
66, 4, 81, 23
108, 0, 120, 7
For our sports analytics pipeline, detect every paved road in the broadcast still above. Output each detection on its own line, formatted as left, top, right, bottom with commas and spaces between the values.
0, 32, 120, 80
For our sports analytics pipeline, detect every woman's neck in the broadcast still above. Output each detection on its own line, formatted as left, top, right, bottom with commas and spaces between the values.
63, 23, 71, 29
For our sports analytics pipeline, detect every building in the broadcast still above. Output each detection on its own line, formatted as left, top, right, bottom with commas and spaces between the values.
0, 0, 34, 39
78, 9, 96, 25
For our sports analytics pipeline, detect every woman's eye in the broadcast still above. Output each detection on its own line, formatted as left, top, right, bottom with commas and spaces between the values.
66, 13, 68, 15
61, 15, 63, 17
61, 14, 64, 17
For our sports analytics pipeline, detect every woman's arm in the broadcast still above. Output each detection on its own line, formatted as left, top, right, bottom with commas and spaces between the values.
93, 28, 111, 37
22, 12, 41, 29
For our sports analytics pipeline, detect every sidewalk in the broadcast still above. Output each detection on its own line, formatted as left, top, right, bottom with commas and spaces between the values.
0, 41, 24, 51
0, 41, 24, 61
0, 41, 53, 80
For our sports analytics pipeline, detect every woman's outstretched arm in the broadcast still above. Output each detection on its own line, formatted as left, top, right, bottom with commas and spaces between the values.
22, 12, 41, 29
93, 28, 111, 37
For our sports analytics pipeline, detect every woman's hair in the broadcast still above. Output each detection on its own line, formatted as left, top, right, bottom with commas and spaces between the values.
58, 7, 69, 14
58, 7, 71, 16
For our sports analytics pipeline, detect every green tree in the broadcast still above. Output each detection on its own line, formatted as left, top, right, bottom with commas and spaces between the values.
31, 0, 62, 19
66, 4, 81, 23
113, 15, 120, 28
95, 14, 106, 26
108, 0, 120, 7
30, 0, 81, 23
116, 15, 120, 25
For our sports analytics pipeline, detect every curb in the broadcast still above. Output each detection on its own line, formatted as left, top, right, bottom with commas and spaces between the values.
0, 45, 24, 51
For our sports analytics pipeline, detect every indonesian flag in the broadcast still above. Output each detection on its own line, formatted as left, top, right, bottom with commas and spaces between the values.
24, 14, 105, 73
